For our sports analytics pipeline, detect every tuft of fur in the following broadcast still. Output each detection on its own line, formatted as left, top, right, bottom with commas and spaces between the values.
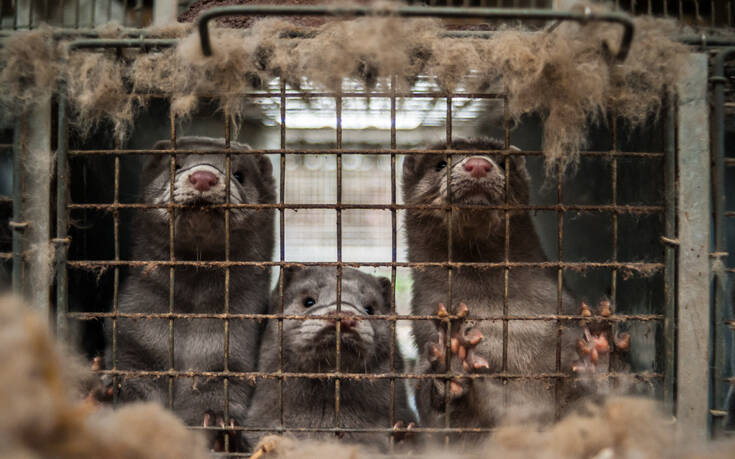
0, 294, 210, 459
0, 26, 60, 126
249, 398, 735, 459
0, 2, 689, 172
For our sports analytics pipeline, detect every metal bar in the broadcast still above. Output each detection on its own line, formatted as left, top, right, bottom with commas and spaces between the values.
223, 111, 232, 452
389, 75, 397, 452
67, 260, 665, 270
196, 5, 635, 61
23, 99, 52, 313
65, 201, 666, 213
68, 148, 665, 158
676, 53, 711, 439
335, 88, 343, 431
278, 78, 286, 437
65, 38, 176, 50
663, 92, 678, 408
167, 108, 176, 410
88, 368, 663, 381
710, 47, 735, 436
443, 99, 454, 446
66, 311, 665, 321
56, 93, 69, 339
11, 119, 23, 293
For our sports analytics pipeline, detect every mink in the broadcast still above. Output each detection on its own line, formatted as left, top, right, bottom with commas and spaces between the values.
105, 136, 275, 451
403, 137, 611, 443
245, 266, 416, 451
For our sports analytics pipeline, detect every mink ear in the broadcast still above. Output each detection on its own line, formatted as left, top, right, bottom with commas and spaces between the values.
143, 140, 172, 175
510, 151, 531, 204
152, 139, 172, 150
402, 155, 416, 176
281, 266, 302, 287
377, 277, 393, 310
257, 155, 273, 178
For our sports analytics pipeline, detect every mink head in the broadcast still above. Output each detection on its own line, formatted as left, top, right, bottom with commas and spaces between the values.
402, 137, 530, 234
275, 267, 392, 373
139, 136, 276, 255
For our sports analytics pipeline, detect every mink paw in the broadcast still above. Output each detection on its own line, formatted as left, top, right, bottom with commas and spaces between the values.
428, 303, 489, 405
572, 299, 630, 375
84, 356, 113, 406
203, 411, 242, 452
392, 420, 416, 443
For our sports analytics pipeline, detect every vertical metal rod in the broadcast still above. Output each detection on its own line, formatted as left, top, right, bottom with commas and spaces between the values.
167, 105, 176, 410
502, 96, 510, 412
711, 48, 735, 435
278, 79, 286, 432
443, 97, 453, 446
389, 75, 397, 451
56, 97, 69, 338
555, 143, 564, 420
663, 92, 677, 409
223, 110, 232, 452
610, 115, 619, 383
12, 119, 23, 293
335, 90, 343, 431
111, 127, 121, 404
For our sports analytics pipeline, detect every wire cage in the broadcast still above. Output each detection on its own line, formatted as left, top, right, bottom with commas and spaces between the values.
1, 1, 734, 456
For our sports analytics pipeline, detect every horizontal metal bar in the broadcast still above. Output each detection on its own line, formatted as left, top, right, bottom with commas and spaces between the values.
68, 148, 664, 158
66, 311, 664, 322
197, 5, 634, 61
678, 34, 735, 47
67, 90, 508, 99
192, 425, 498, 434
68, 260, 664, 270
93, 368, 662, 381
67, 202, 665, 214
66, 38, 176, 51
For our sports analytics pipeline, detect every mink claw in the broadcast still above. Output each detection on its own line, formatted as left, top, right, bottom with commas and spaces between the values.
614, 331, 631, 351
392, 421, 416, 443
84, 355, 113, 406
456, 302, 469, 318
203, 411, 242, 452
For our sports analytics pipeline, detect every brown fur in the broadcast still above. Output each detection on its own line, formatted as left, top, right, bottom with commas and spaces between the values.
0, 294, 210, 459
0, 3, 688, 173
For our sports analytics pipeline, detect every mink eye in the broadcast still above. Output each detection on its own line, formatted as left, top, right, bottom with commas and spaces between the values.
233, 171, 244, 183
364, 305, 374, 315
435, 160, 447, 172
303, 297, 316, 308
174, 163, 181, 171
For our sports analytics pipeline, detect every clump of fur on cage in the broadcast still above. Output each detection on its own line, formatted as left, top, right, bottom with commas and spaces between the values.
0, 4, 687, 173
250, 397, 735, 459
0, 294, 210, 459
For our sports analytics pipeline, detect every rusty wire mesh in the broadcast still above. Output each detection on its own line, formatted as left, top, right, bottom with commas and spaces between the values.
53, 34, 670, 453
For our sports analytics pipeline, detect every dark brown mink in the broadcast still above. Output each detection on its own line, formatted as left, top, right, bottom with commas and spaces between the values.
402, 137, 618, 444
245, 266, 416, 451
105, 136, 275, 451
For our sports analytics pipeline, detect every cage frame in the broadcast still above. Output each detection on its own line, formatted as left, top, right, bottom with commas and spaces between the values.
0, 3, 730, 452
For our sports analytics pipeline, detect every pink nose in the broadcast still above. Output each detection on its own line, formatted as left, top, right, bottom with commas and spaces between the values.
188, 170, 218, 192
463, 158, 492, 178
331, 312, 357, 330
